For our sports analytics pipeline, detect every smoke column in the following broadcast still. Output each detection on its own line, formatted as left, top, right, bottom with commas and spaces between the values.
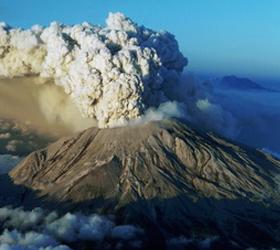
0, 13, 187, 128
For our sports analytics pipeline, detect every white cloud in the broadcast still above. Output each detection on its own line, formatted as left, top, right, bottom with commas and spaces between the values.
0, 206, 146, 249
0, 133, 10, 139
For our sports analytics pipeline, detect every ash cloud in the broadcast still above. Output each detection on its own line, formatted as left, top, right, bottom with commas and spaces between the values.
0, 77, 96, 137
205, 78, 280, 153
0, 119, 55, 156
160, 72, 280, 154
0, 13, 187, 128
1, 12, 279, 153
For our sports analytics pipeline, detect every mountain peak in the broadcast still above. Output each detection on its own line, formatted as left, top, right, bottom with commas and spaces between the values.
9, 119, 280, 247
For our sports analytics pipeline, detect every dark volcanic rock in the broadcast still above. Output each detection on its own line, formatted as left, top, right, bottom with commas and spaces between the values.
9, 119, 280, 248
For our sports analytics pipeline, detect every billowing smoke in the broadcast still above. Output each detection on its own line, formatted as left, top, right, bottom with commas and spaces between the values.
0, 13, 187, 128
36, 83, 96, 132
0, 77, 96, 138
1, 12, 279, 153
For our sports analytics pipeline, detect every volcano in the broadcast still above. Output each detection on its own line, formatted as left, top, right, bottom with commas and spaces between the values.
9, 119, 280, 248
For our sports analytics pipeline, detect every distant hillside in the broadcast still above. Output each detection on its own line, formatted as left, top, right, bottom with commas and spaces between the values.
214, 75, 275, 91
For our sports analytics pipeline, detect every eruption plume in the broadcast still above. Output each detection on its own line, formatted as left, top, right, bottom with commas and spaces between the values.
0, 13, 187, 128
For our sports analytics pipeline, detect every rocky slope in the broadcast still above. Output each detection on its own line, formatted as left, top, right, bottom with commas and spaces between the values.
9, 119, 280, 248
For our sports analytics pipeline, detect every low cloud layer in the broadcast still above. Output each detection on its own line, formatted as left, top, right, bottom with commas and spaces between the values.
0, 207, 145, 250
0, 206, 225, 249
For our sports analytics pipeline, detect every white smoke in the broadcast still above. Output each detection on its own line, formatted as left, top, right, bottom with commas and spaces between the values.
45, 212, 114, 242
0, 207, 145, 249
113, 101, 185, 127
0, 13, 187, 128
0, 77, 96, 137
36, 84, 96, 132
167, 73, 239, 139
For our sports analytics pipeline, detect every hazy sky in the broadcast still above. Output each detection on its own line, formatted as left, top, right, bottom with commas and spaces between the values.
1, 0, 280, 81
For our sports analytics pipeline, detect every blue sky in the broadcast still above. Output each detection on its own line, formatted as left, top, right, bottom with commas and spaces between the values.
1, 0, 280, 82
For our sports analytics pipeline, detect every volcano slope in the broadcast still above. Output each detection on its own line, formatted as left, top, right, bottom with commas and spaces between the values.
9, 119, 280, 248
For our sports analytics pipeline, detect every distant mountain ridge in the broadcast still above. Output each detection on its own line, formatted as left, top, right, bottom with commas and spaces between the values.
214, 75, 277, 91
